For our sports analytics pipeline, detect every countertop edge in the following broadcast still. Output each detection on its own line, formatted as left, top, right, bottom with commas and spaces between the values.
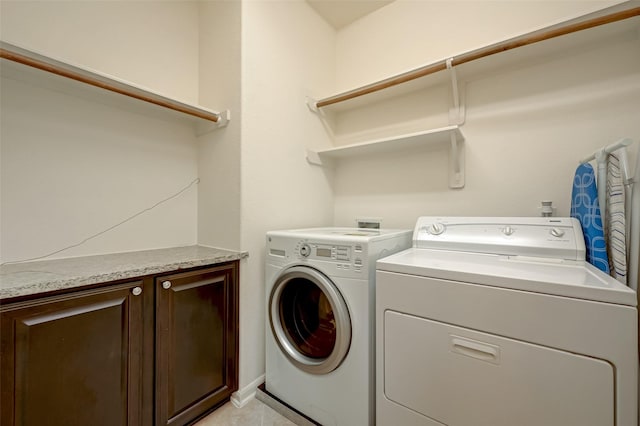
1, 246, 249, 302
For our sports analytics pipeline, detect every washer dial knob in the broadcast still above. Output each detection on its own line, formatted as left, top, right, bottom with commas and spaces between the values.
299, 243, 311, 257
550, 227, 565, 238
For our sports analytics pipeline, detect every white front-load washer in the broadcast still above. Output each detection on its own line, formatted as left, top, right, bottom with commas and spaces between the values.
265, 227, 412, 426
376, 217, 638, 426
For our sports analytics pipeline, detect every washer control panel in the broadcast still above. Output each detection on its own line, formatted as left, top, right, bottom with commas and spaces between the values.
294, 240, 364, 272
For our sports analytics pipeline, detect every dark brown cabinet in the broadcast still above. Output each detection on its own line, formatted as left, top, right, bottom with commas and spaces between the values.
0, 261, 239, 426
155, 264, 239, 426
0, 280, 144, 426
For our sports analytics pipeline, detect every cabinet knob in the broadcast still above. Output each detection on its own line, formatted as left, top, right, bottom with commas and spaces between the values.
132, 287, 143, 296
162, 280, 172, 290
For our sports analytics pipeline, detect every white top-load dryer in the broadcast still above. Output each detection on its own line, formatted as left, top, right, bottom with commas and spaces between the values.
376, 217, 638, 426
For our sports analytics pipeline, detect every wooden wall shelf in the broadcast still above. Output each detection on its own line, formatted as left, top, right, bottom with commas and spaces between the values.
306, 3, 639, 190
0, 41, 229, 135
313, 4, 640, 110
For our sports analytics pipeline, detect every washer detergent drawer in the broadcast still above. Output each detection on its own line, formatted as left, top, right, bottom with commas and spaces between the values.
383, 311, 614, 426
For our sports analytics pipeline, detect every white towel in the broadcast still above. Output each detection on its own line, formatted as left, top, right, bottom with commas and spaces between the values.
605, 151, 627, 284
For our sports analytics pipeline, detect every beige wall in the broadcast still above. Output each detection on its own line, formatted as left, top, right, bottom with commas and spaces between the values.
0, 0, 200, 103
335, 0, 626, 91
197, 1, 242, 251
239, 0, 336, 389
329, 1, 639, 229
0, 1, 201, 262
0, 78, 199, 261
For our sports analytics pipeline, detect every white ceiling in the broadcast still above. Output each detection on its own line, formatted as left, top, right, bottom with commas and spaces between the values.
306, 0, 395, 29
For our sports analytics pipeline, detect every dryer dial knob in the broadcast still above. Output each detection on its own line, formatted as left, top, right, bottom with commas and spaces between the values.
299, 243, 311, 257
428, 223, 446, 235
502, 226, 515, 236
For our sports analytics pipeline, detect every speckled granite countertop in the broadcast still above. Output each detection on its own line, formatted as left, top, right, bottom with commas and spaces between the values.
0, 245, 248, 301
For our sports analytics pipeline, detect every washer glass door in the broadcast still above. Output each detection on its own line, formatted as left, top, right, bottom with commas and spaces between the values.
269, 266, 351, 374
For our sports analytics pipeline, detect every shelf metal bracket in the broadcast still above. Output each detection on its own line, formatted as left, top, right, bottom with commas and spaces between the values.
449, 130, 465, 188
305, 95, 338, 147
306, 149, 335, 168
195, 109, 231, 136
216, 109, 231, 127
306, 149, 323, 166
446, 58, 459, 109
446, 58, 465, 125
306, 96, 319, 113
446, 58, 465, 188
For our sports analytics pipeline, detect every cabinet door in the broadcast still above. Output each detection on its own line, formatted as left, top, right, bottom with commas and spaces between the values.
0, 281, 144, 426
155, 262, 238, 426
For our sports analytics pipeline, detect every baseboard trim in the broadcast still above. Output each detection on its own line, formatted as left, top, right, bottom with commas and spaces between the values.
230, 374, 265, 408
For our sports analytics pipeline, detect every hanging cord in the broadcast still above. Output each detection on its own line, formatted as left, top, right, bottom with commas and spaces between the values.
1, 177, 200, 266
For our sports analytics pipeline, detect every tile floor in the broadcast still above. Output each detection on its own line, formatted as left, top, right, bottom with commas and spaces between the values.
194, 397, 297, 426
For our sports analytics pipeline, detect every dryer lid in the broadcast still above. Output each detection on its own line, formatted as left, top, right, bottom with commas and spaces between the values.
377, 248, 637, 306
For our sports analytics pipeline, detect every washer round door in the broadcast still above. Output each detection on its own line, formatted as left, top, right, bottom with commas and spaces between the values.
269, 265, 352, 375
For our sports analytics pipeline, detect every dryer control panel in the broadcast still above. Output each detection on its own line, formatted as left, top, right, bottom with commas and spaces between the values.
413, 217, 585, 260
